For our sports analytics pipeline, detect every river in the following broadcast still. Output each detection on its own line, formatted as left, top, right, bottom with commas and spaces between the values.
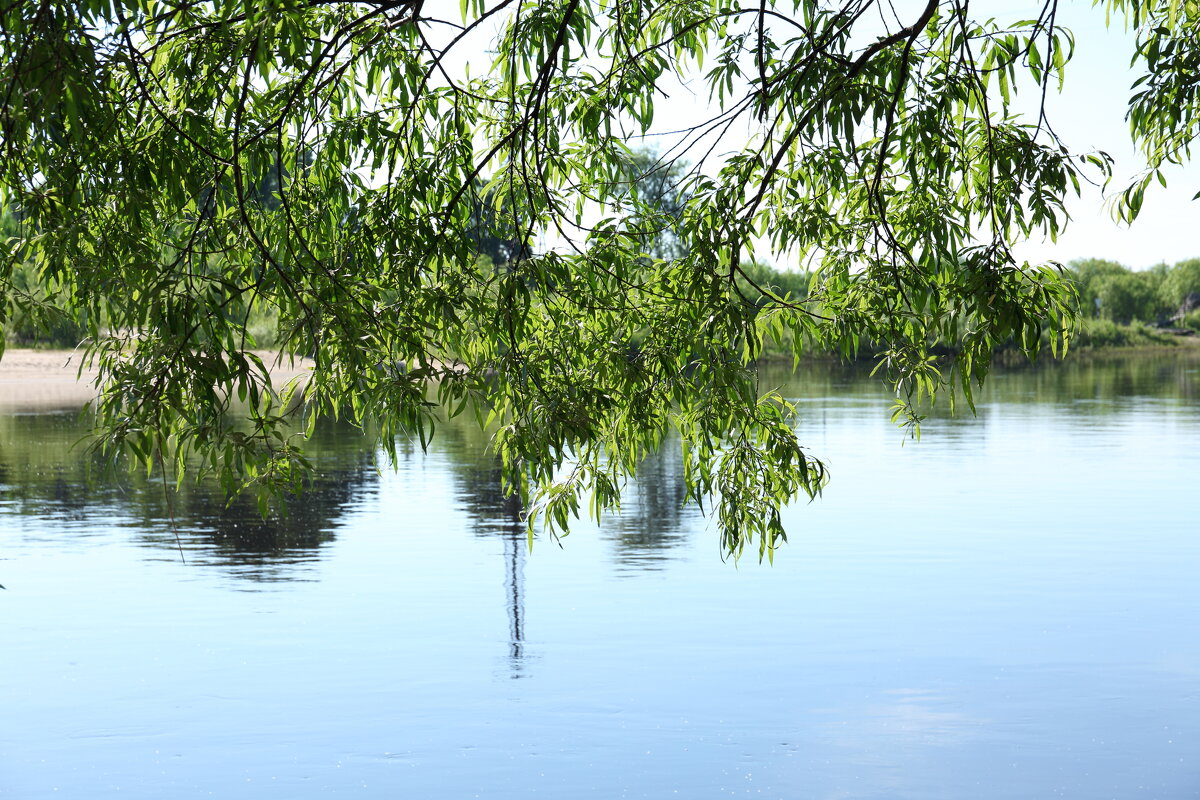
2, 352, 1198, 798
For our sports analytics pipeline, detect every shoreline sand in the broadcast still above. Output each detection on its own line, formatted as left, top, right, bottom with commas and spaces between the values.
0, 349, 312, 410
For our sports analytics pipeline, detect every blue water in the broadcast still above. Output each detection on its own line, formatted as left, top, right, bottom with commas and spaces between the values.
2, 355, 1198, 798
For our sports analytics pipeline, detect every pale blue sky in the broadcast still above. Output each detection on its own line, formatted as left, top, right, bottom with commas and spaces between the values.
447, 2, 1198, 270
1006, 1, 1200, 269
637, 1, 1200, 270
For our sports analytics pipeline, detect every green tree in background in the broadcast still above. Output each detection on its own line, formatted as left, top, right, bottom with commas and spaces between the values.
1068, 257, 1200, 326
1160, 259, 1200, 310
1068, 259, 1129, 317
0, 208, 88, 347
1, 0, 1198, 557
1092, 271, 1166, 323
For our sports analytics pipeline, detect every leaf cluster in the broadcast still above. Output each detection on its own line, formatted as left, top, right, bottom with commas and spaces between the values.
1, 0, 1189, 557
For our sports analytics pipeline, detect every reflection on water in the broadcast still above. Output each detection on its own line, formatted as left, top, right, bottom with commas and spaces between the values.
502, 529, 528, 676
0, 411, 381, 582
602, 445, 696, 571
434, 421, 531, 676
7, 351, 1193, 578
446, 456, 531, 677
2, 349, 1199, 799
758, 348, 1200, 407
140, 462, 374, 583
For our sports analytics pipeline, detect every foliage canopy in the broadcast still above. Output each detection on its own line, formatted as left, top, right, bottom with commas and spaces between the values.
1, 0, 1197, 557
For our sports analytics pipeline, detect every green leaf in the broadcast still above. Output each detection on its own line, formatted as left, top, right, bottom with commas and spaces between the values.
0, 0, 1148, 560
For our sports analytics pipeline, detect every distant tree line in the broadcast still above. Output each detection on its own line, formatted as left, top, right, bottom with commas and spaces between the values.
1070, 258, 1200, 328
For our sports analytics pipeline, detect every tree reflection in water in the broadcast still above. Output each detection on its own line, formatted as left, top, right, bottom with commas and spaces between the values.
447, 454, 531, 678
600, 444, 696, 573
438, 423, 704, 674
134, 462, 376, 583
0, 411, 380, 584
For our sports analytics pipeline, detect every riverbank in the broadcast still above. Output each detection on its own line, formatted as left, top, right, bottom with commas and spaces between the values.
0, 349, 313, 410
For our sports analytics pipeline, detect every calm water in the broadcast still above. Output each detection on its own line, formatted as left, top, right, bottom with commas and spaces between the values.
2, 353, 1198, 799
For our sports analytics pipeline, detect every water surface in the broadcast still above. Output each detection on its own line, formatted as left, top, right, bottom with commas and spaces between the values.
2, 352, 1198, 798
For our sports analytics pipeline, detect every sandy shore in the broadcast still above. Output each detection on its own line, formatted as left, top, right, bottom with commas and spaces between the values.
0, 349, 312, 411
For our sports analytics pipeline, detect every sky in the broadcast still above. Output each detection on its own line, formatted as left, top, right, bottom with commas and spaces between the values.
632, 0, 1200, 271
442, 1, 1199, 271
1002, 1, 1200, 270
